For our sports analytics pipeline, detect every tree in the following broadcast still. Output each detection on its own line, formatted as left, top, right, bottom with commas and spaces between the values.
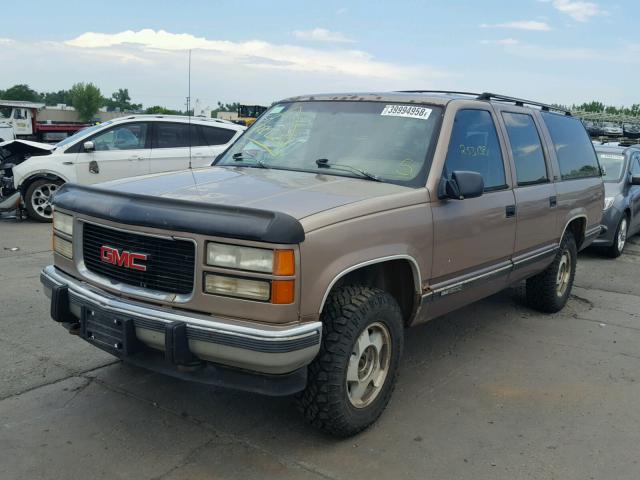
1, 84, 42, 102
105, 88, 142, 112
145, 105, 183, 115
42, 89, 73, 106
69, 83, 104, 122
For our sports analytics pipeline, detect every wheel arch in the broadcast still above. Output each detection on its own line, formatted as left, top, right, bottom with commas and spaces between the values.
19, 172, 68, 198
560, 214, 587, 249
318, 255, 422, 325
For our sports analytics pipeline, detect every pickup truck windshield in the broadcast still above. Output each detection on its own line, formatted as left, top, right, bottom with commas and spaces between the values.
216, 101, 442, 187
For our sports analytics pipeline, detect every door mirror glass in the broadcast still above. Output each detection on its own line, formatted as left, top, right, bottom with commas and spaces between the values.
83, 141, 95, 152
445, 170, 484, 199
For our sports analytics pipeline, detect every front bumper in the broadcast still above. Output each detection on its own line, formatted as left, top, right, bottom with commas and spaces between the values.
591, 207, 621, 247
40, 265, 322, 395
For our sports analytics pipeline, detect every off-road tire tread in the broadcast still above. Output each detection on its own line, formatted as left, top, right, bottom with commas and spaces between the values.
526, 232, 577, 313
296, 285, 403, 437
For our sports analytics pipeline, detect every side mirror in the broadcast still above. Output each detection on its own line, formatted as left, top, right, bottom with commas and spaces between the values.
444, 171, 484, 200
631, 174, 640, 186
83, 141, 95, 152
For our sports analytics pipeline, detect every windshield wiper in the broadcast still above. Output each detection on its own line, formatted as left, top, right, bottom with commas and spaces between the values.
232, 152, 270, 169
315, 158, 381, 182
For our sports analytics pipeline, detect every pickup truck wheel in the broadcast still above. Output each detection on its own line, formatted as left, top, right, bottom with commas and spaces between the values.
25, 178, 63, 222
604, 215, 628, 258
525, 231, 577, 313
297, 285, 403, 437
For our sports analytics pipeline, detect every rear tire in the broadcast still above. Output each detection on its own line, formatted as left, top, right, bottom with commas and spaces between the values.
24, 178, 63, 222
526, 231, 577, 313
604, 215, 628, 258
297, 285, 404, 437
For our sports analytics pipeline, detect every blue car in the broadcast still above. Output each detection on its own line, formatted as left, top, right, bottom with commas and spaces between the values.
593, 144, 640, 257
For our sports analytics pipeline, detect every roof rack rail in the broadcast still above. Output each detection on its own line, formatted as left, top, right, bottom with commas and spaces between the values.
397, 90, 482, 97
476, 92, 571, 116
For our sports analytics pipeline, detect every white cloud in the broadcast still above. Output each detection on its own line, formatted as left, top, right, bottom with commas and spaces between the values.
480, 20, 551, 31
64, 29, 446, 82
540, 0, 604, 22
480, 38, 520, 46
0, 38, 14, 45
292, 28, 354, 43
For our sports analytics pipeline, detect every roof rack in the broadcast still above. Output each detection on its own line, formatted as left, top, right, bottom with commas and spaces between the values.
397, 90, 571, 116
477, 92, 572, 116
397, 90, 482, 97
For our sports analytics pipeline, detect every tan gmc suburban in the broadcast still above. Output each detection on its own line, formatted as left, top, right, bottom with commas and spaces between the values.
42, 91, 604, 437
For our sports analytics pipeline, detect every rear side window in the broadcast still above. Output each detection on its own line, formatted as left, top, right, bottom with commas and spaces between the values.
444, 109, 506, 190
154, 123, 204, 148
502, 112, 548, 186
541, 113, 600, 180
201, 126, 236, 145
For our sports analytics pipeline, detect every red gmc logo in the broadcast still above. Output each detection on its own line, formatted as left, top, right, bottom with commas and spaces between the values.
100, 245, 148, 272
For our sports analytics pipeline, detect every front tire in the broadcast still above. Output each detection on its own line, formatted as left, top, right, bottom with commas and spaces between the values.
297, 285, 404, 437
605, 215, 628, 258
526, 232, 577, 313
24, 178, 63, 222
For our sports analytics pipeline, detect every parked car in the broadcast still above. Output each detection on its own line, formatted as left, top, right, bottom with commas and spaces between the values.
623, 122, 640, 139
602, 122, 623, 137
42, 91, 603, 436
0, 115, 245, 221
592, 145, 640, 256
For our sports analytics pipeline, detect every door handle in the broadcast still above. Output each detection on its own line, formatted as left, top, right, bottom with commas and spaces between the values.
549, 196, 557, 208
128, 156, 143, 161
505, 205, 516, 218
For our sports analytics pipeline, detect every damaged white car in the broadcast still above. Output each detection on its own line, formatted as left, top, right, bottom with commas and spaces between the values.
0, 115, 244, 221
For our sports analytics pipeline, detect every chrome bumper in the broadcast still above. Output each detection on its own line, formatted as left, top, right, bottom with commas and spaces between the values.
40, 265, 322, 375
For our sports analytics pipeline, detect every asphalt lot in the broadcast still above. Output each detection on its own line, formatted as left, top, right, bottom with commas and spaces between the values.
2, 212, 640, 480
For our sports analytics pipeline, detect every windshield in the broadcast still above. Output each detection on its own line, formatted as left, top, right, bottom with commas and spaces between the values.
55, 122, 110, 149
216, 101, 442, 187
597, 151, 626, 182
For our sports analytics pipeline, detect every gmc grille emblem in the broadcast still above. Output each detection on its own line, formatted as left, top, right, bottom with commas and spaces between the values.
100, 245, 148, 272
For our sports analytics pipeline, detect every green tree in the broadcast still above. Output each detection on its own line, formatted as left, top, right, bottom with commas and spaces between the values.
42, 89, 73, 106
1, 84, 42, 102
69, 83, 104, 122
145, 105, 183, 115
105, 88, 142, 112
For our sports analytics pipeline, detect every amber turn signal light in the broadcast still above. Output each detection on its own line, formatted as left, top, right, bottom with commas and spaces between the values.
271, 280, 295, 304
273, 249, 295, 276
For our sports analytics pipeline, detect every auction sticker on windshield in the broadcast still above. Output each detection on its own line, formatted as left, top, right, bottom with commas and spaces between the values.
381, 105, 432, 120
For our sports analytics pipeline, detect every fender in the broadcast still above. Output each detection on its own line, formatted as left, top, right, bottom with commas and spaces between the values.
318, 254, 422, 314
19, 171, 69, 197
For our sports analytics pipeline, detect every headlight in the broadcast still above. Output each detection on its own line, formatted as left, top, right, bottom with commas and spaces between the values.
204, 274, 270, 301
206, 242, 295, 275
603, 197, 615, 211
53, 235, 73, 259
53, 211, 73, 236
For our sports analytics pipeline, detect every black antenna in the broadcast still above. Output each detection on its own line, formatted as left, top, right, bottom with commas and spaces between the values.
187, 49, 192, 169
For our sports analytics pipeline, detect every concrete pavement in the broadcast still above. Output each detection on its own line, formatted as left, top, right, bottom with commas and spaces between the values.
1, 214, 640, 479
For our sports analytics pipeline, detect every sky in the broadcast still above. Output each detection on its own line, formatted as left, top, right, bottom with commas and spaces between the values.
0, 0, 637, 109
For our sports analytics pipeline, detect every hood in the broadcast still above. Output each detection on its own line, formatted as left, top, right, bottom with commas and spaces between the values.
98, 166, 411, 220
0, 139, 55, 163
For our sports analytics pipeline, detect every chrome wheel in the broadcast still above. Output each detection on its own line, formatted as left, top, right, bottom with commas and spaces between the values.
617, 217, 628, 253
556, 250, 572, 297
30, 183, 59, 219
346, 322, 391, 409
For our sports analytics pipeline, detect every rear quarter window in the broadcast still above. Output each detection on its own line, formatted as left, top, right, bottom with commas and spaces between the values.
541, 112, 600, 180
201, 126, 236, 145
